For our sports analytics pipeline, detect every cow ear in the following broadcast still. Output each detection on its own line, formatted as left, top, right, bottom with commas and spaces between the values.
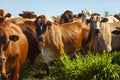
101, 18, 108, 23
47, 21, 52, 26
9, 35, 19, 42
78, 13, 82, 18
19, 14, 23, 17
5, 13, 11, 18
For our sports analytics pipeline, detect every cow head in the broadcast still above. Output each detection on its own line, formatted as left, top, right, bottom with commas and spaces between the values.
0, 28, 7, 63
34, 15, 52, 54
0, 28, 19, 64
88, 13, 101, 35
0, 13, 11, 24
81, 9, 92, 22
101, 18, 109, 23
19, 11, 37, 19
0, 27, 19, 77
34, 15, 52, 42
60, 10, 73, 24
114, 14, 120, 21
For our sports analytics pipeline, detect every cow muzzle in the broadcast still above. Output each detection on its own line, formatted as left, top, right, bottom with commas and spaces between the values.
0, 56, 6, 63
95, 29, 100, 34
38, 34, 44, 42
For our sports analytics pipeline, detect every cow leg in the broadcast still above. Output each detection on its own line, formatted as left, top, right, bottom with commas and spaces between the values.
44, 63, 50, 75
1, 63, 8, 80
10, 62, 20, 80
14, 62, 20, 80
45, 61, 57, 76
59, 45, 64, 56
38, 41, 44, 54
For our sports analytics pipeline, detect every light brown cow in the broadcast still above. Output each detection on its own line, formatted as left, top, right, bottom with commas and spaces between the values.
101, 19, 120, 51
88, 14, 120, 53
0, 21, 28, 80
51, 10, 82, 24
86, 13, 112, 53
34, 15, 91, 64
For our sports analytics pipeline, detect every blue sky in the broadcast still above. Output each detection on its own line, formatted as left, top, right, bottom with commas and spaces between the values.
0, 0, 120, 17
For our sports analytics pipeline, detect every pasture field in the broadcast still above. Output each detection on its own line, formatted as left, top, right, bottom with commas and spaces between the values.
1, 51, 120, 80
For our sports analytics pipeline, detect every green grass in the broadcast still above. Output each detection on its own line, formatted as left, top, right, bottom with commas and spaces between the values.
1, 51, 120, 80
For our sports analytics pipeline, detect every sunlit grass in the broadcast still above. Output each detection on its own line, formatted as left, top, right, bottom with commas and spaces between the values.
1, 51, 120, 80
22, 51, 120, 80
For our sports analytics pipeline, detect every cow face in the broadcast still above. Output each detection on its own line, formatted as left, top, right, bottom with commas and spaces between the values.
35, 15, 52, 42
60, 10, 73, 24
89, 14, 101, 35
0, 28, 19, 64
0, 28, 7, 63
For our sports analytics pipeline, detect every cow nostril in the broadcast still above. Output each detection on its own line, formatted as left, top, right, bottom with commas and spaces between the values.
38, 34, 44, 42
0, 58, 6, 63
95, 29, 100, 34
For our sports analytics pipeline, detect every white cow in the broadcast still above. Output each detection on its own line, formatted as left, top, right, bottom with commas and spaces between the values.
81, 9, 92, 22
105, 16, 119, 23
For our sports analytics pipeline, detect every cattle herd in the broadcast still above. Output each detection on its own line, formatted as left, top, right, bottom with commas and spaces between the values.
0, 9, 120, 80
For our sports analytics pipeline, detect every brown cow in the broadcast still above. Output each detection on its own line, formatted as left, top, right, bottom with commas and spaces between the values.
1, 17, 40, 65
18, 22, 40, 65
114, 14, 120, 21
53, 10, 82, 24
60, 10, 74, 24
0, 21, 28, 80
34, 15, 91, 64
19, 11, 37, 19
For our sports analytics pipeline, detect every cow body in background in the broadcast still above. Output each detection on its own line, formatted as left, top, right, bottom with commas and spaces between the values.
60, 10, 74, 24
19, 11, 37, 19
0, 21, 28, 80
51, 10, 82, 24
107, 21, 120, 51
105, 16, 119, 23
114, 14, 120, 21
97, 18, 120, 52
18, 22, 40, 65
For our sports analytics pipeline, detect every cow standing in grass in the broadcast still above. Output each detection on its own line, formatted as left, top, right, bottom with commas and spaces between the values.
34, 15, 91, 74
0, 21, 28, 80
